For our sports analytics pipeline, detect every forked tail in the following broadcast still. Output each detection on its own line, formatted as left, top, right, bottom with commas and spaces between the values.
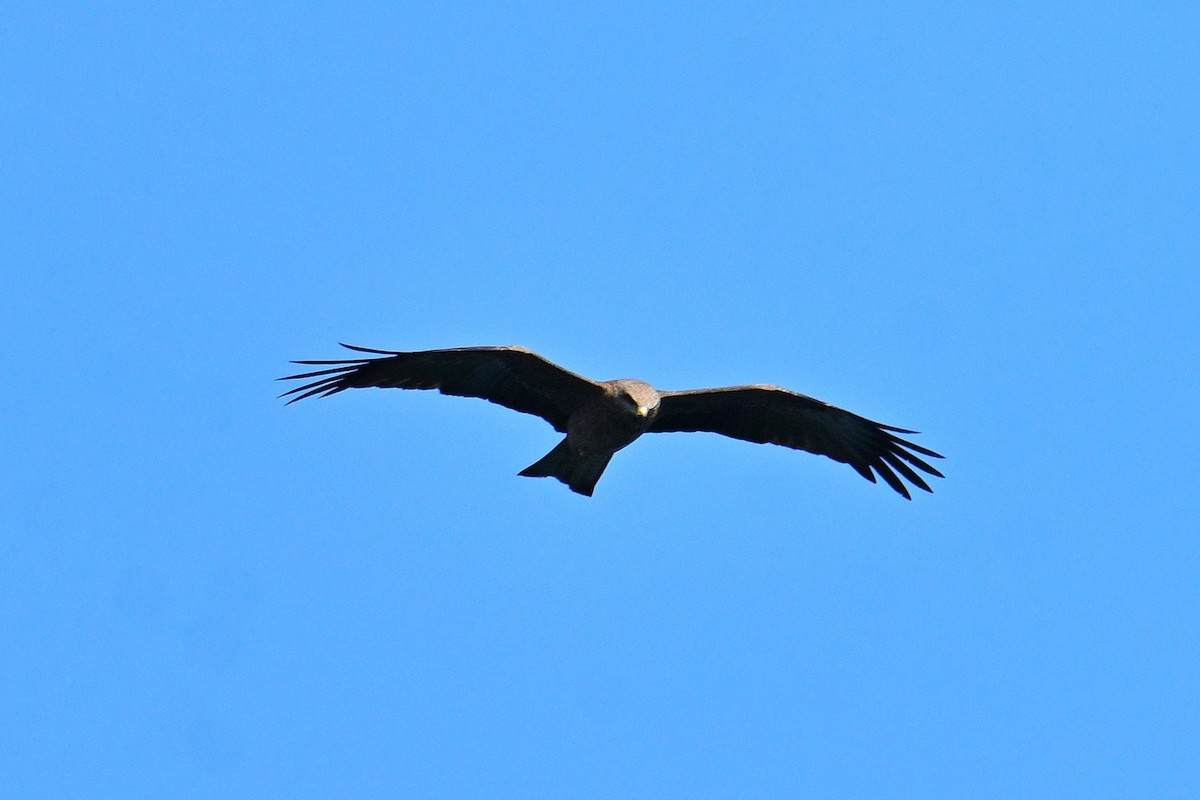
518, 438, 612, 497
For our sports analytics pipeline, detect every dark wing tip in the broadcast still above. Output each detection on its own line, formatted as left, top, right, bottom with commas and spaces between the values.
843, 424, 944, 498
877, 423, 919, 435
337, 342, 401, 355
278, 358, 368, 405
872, 431, 944, 497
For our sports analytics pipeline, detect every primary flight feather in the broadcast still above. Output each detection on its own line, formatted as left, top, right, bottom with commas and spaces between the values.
280, 344, 944, 498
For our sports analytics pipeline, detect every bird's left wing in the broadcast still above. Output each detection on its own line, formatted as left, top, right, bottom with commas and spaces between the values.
279, 344, 604, 432
649, 385, 944, 498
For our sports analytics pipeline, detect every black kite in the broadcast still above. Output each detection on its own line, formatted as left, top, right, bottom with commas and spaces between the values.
280, 344, 944, 498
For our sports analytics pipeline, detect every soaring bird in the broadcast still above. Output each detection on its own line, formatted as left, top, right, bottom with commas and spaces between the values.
280, 344, 944, 498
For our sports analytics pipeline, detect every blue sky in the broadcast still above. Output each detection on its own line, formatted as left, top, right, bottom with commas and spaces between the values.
3, 3, 1198, 797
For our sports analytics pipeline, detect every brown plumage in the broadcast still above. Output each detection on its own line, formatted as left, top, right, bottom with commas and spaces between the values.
280, 344, 944, 498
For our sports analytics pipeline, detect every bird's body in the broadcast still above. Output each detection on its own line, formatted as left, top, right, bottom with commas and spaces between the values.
568, 379, 660, 454
281, 344, 944, 498
518, 378, 661, 495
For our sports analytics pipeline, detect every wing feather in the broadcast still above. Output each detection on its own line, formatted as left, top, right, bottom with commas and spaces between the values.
279, 344, 602, 432
650, 385, 944, 498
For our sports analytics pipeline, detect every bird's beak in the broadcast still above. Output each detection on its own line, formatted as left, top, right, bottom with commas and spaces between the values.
636, 405, 650, 417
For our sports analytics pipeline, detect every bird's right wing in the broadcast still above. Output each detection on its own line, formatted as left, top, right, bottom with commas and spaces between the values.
650, 385, 944, 498
279, 345, 604, 432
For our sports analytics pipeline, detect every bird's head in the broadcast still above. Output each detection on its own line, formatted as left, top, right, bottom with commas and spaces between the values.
613, 379, 660, 418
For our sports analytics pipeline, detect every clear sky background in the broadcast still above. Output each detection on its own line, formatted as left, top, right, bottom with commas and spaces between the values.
3, 3, 1198, 798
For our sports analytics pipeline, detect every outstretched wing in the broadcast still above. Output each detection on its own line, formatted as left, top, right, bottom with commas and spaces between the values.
649, 385, 944, 499
280, 344, 603, 432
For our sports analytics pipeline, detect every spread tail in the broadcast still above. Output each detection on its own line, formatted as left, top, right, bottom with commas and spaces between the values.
518, 439, 612, 497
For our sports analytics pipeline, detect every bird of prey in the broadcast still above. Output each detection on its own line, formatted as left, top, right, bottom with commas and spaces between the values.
280, 344, 944, 498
